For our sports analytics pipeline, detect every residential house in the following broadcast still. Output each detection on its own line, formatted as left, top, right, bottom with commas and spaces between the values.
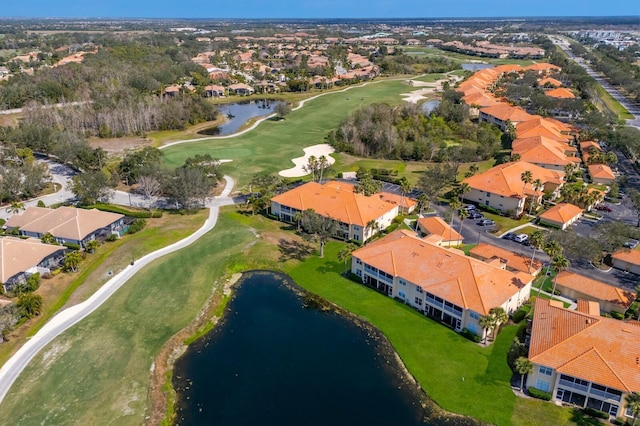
5, 206, 125, 248
588, 164, 616, 185
228, 83, 255, 96
417, 216, 463, 247
516, 117, 573, 143
512, 135, 579, 171
553, 271, 635, 314
611, 249, 640, 275
270, 181, 399, 242
539, 203, 583, 230
546, 87, 576, 99
0, 237, 67, 292
469, 242, 543, 275
526, 298, 640, 420
350, 230, 533, 338
203, 85, 225, 97
463, 161, 564, 216
479, 105, 536, 131
539, 77, 563, 88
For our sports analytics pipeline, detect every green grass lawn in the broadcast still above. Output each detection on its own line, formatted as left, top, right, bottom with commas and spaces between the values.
161, 78, 417, 189
482, 212, 532, 234
594, 84, 634, 120
397, 46, 535, 67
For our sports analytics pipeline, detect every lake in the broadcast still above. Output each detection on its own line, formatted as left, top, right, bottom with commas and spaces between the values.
461, 63, 494, 72
198, 99, 283, 136
172, 271, 429, 426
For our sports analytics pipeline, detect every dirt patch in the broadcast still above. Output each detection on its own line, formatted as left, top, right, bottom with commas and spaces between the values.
89, 136, 152, 154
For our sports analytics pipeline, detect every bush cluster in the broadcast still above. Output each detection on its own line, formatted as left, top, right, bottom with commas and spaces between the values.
87, 203, 163, 218
126, 219, 147, 234
460, 328, 481, 343
528, 387, 552, 401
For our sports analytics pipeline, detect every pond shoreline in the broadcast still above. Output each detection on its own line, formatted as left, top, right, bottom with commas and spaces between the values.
152, 270, 486, 426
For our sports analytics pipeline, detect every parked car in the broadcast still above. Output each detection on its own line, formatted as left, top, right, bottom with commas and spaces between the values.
477, 219, 495, 227
514, 234, 529, 243
502, 233, 516, 241
624, 239, 639, 249
469, 212, 483, 219
463, 204, 477, 211
595, 204, 612, 212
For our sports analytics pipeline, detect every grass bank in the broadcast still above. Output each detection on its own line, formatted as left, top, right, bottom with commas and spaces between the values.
0, 209, 577, 425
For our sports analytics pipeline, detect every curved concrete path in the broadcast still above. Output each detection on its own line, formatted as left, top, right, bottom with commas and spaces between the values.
0, 176, 235, 405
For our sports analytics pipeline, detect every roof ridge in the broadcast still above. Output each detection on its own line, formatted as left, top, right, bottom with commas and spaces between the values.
591, 346, 632, 392
468, 262, 487, 314
457, 277, 469, 310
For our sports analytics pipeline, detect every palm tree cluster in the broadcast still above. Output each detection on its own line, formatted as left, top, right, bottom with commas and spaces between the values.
478, 307, 508, 343
302, 155, 330, 184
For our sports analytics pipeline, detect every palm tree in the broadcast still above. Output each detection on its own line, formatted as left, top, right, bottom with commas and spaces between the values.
458, 182, 470, 204
489, 307, 508, 340
399, 177, 412, 214
530, 179, 543, 215
458, 208, 469, 236
318, 155, 329, 184
626, 392, 640, 426
550, 255, 569, 300
5, 201, 25, 215
520, 170, 533, 216
293, 210, 303, 232
40, 232, 56, 245
528, 231, 546, 274
64, 251, 82, 273
16, 293, 43, 319
337, 243, 358, 275
365, 219, 380, 242
478, 314, 495, 344
515, 357, 534, 391
304, 155, 318, 182
85, 239, 99, 254
417, 194, 430, 215
448, 199, 461, 244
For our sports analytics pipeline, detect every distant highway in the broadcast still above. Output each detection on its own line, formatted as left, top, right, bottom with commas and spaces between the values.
550, 36, 640, 128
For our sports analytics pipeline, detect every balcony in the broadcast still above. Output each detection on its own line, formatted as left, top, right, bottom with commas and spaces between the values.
559, 378, 589, 393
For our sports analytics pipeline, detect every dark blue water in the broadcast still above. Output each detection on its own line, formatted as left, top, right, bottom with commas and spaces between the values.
199, 100, 284, 136
172, 271, 427, 426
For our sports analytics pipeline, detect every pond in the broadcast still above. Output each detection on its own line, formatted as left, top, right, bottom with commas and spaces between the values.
421, 99, 441, 114
198, 99, 284, 136
461, 63, 494, 72
172, 271, 430, 426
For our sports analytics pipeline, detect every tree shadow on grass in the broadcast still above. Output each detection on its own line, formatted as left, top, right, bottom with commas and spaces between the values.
569, 409, 604, 426
278, 238, 314, 261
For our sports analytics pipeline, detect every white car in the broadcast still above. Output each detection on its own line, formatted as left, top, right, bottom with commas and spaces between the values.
514, 234, 529, 243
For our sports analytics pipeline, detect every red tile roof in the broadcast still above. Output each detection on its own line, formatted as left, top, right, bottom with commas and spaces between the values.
417, 216, 463, 243
530, 298, 640, 393
352, 230, 533, 315
469, 242, 543, 274
270, 181, 397, 227
463, 161, 563, 198
555, 271, 635, 310
480, 105, 535, 123
539, 203, 583, 225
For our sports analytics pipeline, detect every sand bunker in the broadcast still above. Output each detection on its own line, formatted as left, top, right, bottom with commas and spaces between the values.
279, 144, 336, 177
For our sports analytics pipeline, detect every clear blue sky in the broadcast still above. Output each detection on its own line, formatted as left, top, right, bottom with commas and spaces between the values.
1, 0, 638, 19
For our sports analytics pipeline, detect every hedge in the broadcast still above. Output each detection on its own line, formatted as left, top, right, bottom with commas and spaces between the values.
460, 328, 482, 343
528, 387, 552, 401
583, 408, 608, 420
85, 203, 163, 218
512, 304, 531, 323
63, 242, 81, 251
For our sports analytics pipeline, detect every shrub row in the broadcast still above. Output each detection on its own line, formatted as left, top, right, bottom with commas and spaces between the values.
86, 203, 162, 218
512, 304, 531, 323
528, 387, 552, 401
126, 219, 147, 234
460, 328, 481, 343
583, 408, 609, 420
63, 242, 81, 250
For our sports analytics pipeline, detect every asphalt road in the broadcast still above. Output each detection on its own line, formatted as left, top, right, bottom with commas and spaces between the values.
0, 176, 236, 405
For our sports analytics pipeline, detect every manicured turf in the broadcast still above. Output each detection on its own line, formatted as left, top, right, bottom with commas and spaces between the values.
161, 79, 418, 189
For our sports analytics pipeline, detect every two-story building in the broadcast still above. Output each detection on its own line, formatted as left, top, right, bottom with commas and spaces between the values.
462, 161, 564, 216
350, 230, 533, 339
270, 181, 399, 242
527, 298, 640, 420
478, 105, 535, 131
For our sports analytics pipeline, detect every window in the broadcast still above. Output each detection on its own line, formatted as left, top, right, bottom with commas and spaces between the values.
415, 285, 423, 294
355, 258, 362, 265
535, 379, 550, 392
399, 279, 406, 286
469, 311, 479, 320
354, 234, 360, 241
539, 366, 553, 376
398, 291, 406, 299
414, 297, 423, 306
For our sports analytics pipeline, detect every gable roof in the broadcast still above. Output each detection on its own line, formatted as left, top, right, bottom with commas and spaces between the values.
0, 237, 66, 283
546, 87, 576, 99
516, 117, 572, 142
539, 77, 563, 87
480, 105, 535, 123
611, 249, 640, 266
5, 206, 123, 242
588, 164, 615, 180
417, 216, 463, 243
539, 203, 583, 225
469, 242, 542, 274
529, 298, 640, 393
270, 181, 397, 227
463, 161, 564, 199
555, 271, 635, 309
352, 230, 533, 315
